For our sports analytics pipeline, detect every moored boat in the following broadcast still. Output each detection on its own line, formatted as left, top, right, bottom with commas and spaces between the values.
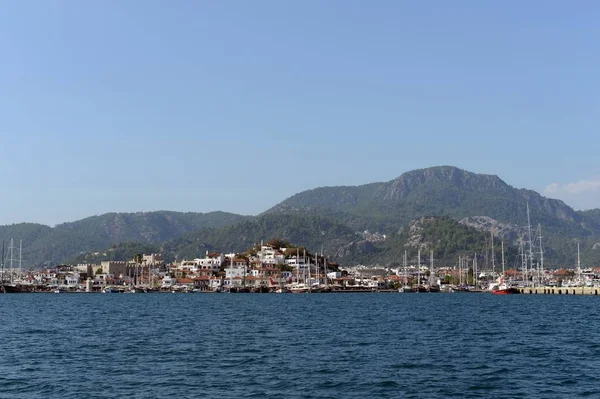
1, 284, 30, 293
288, 283, 310, 294
490, 277, 520, 295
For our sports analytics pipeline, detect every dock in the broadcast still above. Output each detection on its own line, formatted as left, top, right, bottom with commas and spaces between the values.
519, 286, 600, 295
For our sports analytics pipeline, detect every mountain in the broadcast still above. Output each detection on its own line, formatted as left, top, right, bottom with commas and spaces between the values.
335, 216, 522, 268
266, 166, 598, 236
3, 166, 599, 268
0, 211, 252, 267
72, 215, 525, 269
579, 209, 600, 226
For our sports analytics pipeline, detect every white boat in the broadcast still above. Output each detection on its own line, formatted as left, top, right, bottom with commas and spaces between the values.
288, 283, 310, 293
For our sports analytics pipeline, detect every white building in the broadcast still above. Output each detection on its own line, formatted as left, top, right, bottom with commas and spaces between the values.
178, 252, 224, 273
258, 246, 285, 265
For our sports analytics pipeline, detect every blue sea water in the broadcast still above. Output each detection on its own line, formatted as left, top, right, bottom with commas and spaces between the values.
1, 292, 600, 398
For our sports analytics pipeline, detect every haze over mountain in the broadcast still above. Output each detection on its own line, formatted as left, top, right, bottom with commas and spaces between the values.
1, 166, 599, 268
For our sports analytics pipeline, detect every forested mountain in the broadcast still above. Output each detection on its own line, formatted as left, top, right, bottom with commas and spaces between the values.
265, 166, 594, 236
0, 211, 251, 266
2, 166, 599, 268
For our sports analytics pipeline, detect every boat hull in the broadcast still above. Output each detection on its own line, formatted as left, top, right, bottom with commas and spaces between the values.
492, 288, 521, 295
1, 285, 30, 293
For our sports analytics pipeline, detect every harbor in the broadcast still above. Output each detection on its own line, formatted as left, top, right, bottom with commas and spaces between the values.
1, 220, 597, 295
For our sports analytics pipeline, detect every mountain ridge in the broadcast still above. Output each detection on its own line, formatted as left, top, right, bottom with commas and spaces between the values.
2, 166, 599, 267
0, 211, 252, 266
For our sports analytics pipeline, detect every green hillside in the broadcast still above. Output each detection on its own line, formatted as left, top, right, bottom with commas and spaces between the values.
0, 211, 251, 267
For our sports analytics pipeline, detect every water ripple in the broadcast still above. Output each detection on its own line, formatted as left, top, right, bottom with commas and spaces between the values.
2, 293, 600, 397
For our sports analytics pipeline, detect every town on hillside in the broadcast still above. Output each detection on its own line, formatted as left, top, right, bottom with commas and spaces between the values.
1, 238, 598, 294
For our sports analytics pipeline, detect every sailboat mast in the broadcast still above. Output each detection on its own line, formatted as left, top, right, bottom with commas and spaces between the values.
324, 257, 328, 288
526, 203, 534, 287
458, 256, 462, 286
520, 240, 526, 284
9, 239, 13, 284
10, 238, 13, 273
474, 253, 477, 287
501, 241, 505, 276
491, 232, 495, 273
538, 225, 544, 285
403, 251, 407, 285
430, 250, 434, 286
19, 240, 22, 280
230, 254, 234, 290
417, 250, 421, 288
577, 242, 581, 283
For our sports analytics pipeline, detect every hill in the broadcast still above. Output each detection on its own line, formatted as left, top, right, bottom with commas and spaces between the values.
0, 211, 252, 267
3, 166, 599, 268
162, 213, 358, 261
265, 166, 593, 236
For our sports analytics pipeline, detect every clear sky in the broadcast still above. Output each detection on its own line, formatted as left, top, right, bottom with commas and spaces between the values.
1, 1, 599, 226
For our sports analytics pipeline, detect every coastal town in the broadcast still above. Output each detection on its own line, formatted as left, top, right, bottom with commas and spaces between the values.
1, 240, 599, 294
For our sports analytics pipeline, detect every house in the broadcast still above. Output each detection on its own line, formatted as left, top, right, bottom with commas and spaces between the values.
193, 276, 211, 291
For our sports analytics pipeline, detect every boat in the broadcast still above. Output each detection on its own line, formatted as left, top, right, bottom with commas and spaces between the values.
411, 285, 428, 293
398, 251, 413, 293
288, 283, 310, 294
490, 276, 520, 295
1, 284, 30, 293
229, 286, 251, 293
490, 241, 520, 294
428, 284, 441, 293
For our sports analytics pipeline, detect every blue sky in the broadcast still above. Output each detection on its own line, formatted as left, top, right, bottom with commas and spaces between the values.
0, 1, 598, 226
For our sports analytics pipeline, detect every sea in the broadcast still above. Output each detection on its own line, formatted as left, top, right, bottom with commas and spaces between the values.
1, 292, 599, 398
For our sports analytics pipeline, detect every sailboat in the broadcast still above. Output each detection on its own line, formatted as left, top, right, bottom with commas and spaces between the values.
399, 251, 412, 293
490, 241, 520, 294
428, 250, 440, 292
411, 250, 428, 292
1, 239, 29, 293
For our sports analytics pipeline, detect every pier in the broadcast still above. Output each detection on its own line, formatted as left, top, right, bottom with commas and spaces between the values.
519, 287, 600, 295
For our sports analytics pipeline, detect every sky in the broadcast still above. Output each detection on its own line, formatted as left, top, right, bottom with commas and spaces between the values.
0, 0, 599, 226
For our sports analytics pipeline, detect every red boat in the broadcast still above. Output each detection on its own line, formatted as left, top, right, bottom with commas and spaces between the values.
490, 277, 520, 295
492, 287, 521, 295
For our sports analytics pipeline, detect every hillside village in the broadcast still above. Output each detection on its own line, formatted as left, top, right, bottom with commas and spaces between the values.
3, 238, 600, 293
